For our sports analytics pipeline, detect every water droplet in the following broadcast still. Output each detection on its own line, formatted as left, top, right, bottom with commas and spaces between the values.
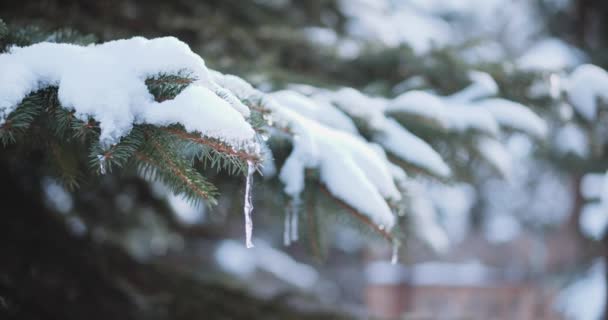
243, 160, 255, 248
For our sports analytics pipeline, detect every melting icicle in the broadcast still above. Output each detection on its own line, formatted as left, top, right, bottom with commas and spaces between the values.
290, 195, 301, 242
391, 241, 400, 265
97, 154, 107, 175
243, 160, 255, 248
284, 208, 292, 246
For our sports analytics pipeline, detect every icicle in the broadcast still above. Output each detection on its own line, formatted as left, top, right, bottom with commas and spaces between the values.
243, 160, 255, 248
283, 207, 292, 246
290, 194, 301, 242
97, 154, 107, 175
391, 240, 400, 265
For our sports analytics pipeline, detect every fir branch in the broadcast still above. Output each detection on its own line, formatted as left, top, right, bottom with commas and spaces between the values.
319, 184, 394, 243
136, 129, 219, 204
163, 128, 260, 163
0, 89, 47, 145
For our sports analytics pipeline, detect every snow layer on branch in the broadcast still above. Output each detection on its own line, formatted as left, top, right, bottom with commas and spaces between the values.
477, 137, 512, 178
375, 118, 451, 177
323, 87, 387, 130
446, 71, 498, 103
317, 87, 450, 177
517, 38, 584, 71
339, 0, 451, 54
556, 259, 605, 320
0, 37, 255, 148
270, 90, 358, 134
567, 64, 608, 121
444, 104, 499, 136
404, 181, 449, 252
386, 90, 448, 128
474, 98, 547, 138
267, 96, 399, 229
554, 123, 589, 158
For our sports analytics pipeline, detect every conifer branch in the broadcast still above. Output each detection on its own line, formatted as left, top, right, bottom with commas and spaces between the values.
319, 184, 394, 242
162, 128, 260, 163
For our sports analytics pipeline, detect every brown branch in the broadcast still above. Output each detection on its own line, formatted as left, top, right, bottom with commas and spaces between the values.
162, 128, 260, 163
318, 184, 393, 243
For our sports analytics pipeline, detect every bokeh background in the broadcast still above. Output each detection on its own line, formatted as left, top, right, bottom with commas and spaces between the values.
2, 0, 608, 319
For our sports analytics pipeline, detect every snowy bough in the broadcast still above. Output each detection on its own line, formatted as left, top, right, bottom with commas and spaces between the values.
0, 34, 547, 258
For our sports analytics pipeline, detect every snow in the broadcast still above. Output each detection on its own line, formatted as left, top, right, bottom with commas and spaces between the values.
474, 98, 547, 138
167, 193, 205, 224
443, 104, 499, 136
427, 182, 476, 242
386, 90, 448, 128
581, 173, 606, 200
405, 181, 449, 252
311, 87, 451, 177
270, 90, 358, 134
517, 38, 584, 71
556, 260, 606, 320
42, 178, 73, 214
267, 98, 399, 228
215, 239, 318, 289
484, 213, 521, 243
446, 71, 498, 103
0, 37, 256, 149
554, 123, 589, 158
322, 87, 387, 130
579, 203, 608, 240
477, 137, 512, 178
582, 171, 608, 240
567, 64, 608, 121
375, 118, 451, 177
340, 0, 451, 54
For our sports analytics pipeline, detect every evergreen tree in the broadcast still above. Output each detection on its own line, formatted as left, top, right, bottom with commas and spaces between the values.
0, 0, 606, 319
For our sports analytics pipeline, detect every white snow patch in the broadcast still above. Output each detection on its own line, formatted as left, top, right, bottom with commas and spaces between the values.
386, 90, 448, 128
518, 38, 584, 71
167, 193, 205, 225
484, 213, 521, 243
474, 98, 547, 138
271, 90, 358, 134
556, 260, 606, 320
477, 137, 512, 178
579, 203, 608, 241
215, 239, 318, 289
567, 64, 608, 121
0, 37, 255, 148
375, 118, 450, 177
267, 97, 399, 229
447, 71, 498, 103
554, 123, 589, 158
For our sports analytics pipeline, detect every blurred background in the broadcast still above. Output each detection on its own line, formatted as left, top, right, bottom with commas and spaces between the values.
2, 0, 608, 319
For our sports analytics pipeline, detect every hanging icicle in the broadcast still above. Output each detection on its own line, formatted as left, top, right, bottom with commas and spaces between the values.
391, 240, 400, 265
284, 207, 292, 246
290, 194, 301, 242
97, 154, 107, 175
243, 160, 255, 248
284, 194, 302, 246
